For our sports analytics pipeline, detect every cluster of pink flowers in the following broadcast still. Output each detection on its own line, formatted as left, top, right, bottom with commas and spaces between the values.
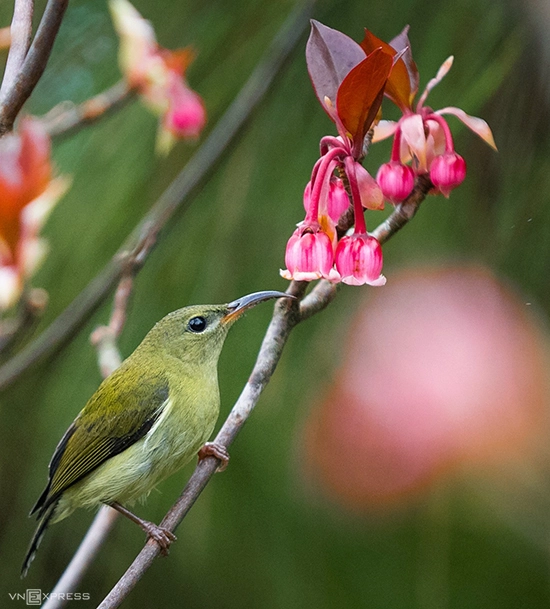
109, 0, 206, 154
281, 22, 496, 286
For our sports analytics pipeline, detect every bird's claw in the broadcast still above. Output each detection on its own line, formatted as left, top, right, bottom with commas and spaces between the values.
143, 522, 177, 556
198, 442, 230, 472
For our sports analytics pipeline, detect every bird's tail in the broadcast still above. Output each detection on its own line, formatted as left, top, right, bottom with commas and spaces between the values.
21, 500, 58, 578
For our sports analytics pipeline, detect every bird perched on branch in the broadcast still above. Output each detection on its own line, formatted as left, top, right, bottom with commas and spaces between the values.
22, 290, 291, 577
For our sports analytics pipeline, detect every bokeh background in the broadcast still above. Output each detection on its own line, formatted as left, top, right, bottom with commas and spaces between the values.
2, 0, 550, 607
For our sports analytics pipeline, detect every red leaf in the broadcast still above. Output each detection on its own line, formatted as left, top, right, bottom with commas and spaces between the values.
389, 26, 419, 102
360, 28, 418, 111
336, 48, 393, 156
306, 20, 366, 118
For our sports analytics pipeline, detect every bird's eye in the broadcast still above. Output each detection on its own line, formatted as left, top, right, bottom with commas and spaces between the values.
188, 316, 207, 333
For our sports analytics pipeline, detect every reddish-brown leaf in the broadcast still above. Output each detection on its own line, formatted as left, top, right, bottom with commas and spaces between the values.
336, 48, 393, 156
361, 28, 417, 111
306, 20, 366, 118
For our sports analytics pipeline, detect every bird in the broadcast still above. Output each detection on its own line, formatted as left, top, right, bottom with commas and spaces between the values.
22, 290, 291, 577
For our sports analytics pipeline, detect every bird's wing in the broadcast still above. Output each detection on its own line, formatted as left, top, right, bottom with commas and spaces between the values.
31, 365, 170, 518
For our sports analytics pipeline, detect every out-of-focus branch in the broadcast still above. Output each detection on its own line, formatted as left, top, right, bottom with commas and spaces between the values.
97, 175, 431, 609
41, 80, 134, 138
0, 0, 69, 135
0, 0, 313, 392
41, 507, 119, 609
0, 0, 34, 100
0, 288, 48, 356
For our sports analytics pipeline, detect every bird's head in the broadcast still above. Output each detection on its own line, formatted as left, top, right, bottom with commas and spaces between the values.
141, 291, 292, 366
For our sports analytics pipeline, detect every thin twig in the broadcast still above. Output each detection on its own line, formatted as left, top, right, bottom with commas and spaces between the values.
41, 80, 134, 138
0, 0, 313, 392
0, 0, 69, 135
96, 176, 430, 608
0, 0, 34, 99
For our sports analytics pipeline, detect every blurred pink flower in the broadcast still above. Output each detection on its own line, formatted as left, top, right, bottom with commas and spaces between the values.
304, 266, 548, 508
110, 0, 206, 153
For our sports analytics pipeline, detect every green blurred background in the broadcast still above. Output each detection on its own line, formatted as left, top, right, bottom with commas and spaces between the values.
2, 0, 550, 607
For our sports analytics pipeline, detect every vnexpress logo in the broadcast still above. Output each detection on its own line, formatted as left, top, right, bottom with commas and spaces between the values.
8, 589, 91, 605
26, 590, 41, 606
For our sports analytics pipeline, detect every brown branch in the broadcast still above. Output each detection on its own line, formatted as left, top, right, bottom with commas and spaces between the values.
0, 0, 34, 99
0, 0, 69, 135
96, 176, 430, 608
41, 80, 134, 138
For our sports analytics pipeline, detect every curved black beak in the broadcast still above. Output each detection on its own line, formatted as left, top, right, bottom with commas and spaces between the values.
223, 290, 295, 323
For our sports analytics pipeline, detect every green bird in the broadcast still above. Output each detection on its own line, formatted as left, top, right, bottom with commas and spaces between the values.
22, 290, 290, 577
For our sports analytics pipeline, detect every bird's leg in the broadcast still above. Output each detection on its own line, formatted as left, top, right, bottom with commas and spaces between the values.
198, 442, 230, 472
107, 501, 177, 556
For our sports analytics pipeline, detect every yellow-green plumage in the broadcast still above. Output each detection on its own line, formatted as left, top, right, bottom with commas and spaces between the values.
22, 291, 288, 577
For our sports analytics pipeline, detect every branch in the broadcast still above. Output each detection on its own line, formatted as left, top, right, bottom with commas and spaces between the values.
97, 176, 431, 608
0, 0, 34, 99
0, 0, 313, 392
0, 0, 69, 135
0, 288, 48, 356
41, 80, 134, 138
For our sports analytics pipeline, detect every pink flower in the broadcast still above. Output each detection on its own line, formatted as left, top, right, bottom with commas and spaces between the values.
334, 234, 385, 286
280, 225, 334, 281
372, 56, 496, 185
429, 152, 466, 197
109, 0, 206, 153
376, 161, 415, 204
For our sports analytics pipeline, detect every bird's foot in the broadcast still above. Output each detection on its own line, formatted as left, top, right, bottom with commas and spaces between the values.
142, 521, 177, 556
198, 442, 230, 472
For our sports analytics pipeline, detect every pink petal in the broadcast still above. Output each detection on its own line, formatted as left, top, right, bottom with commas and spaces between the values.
436, 107, 497, 150
371, 120, 398, 143
417, 56, 454, 109
400, 114, 427, 172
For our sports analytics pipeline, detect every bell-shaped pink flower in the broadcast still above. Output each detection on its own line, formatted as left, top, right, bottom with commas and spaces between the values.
334, 233, 386, 286
280, 225, 334, 282
429, 152, 466, 197
376, 161, 415, 204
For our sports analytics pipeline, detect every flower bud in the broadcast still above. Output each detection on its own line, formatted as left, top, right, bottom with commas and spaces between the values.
327, 178, 351, 223
376, 161, 415, 204
429, 152, 466, 197
334, 234, 386, 286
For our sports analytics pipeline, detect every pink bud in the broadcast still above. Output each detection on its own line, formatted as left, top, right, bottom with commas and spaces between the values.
327, 178, 350, 223
280, 226, 334, 282
353, 163, 384, 210
429, 152, 466, 197
376, 162, 415, 204
164, 80, 206, 139
334, 234, 386, 286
